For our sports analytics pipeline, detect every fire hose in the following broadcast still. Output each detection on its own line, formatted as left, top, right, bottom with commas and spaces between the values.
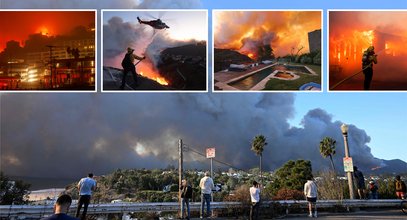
331, 49, 385, 90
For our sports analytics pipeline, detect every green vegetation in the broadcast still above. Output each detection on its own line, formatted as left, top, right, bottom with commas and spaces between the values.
0, 172, 31, 205
266, 160, 313, 196
319, 137, 337, 171
264, 64, 321, 90
251, 134, 267, 183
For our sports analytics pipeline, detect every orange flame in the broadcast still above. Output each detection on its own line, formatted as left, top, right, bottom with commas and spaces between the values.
138, 63, 169, 86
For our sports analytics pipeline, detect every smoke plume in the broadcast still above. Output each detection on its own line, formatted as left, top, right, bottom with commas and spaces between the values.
1, 93, 385, 179
214, 11, 321, 57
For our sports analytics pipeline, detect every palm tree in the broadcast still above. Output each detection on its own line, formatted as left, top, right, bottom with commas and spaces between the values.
319, 137, 337, 171
251, 135, 267, 183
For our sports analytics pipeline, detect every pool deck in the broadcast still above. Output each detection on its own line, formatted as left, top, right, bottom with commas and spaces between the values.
214, 63, 276, 90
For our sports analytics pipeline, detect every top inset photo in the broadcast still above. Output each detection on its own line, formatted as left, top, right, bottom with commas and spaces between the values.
0, 10, 96, 92
329, 10, 407, 91
213, 10, 322, 92
102, 10, 207, 92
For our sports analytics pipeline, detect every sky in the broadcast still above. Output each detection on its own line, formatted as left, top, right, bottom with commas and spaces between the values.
0, 0, 407, 180
103, 10, 207, 42
0, 11, 95, 51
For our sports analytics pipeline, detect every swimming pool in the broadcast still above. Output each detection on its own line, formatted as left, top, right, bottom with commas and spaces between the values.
229, 64, 314, 90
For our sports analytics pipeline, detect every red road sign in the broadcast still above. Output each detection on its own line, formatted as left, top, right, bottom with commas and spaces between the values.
206, 148, 215, 158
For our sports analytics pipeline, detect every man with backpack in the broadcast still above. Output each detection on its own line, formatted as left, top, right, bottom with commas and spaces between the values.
395, 175, 406, 199
120, 47, 145, 89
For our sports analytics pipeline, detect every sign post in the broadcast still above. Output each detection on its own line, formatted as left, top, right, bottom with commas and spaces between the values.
206, 147, 215, 217
343, 157, 354, 172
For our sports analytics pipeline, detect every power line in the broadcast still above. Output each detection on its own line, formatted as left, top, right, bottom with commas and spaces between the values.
182, 144, 248, 173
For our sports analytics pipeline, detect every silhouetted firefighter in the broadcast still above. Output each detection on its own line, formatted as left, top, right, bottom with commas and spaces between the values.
362, 46, 378, 90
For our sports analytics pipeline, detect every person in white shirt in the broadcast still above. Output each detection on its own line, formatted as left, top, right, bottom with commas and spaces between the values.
76, 173, 97, 220
199, 171, 214, 218
304, 177, 318, 218
249, 181, 261, 220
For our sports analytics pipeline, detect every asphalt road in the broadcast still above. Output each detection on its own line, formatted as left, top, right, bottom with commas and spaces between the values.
186, 208, 406, 219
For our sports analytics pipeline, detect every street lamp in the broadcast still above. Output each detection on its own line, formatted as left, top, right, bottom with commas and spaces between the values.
341, 124, 355, 199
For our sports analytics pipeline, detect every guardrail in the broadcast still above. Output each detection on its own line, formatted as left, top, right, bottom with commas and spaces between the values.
0, 200, 403, 218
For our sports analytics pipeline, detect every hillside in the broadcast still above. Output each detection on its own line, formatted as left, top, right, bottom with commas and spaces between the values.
214, 48, 253, 72
158, 43, 206, 90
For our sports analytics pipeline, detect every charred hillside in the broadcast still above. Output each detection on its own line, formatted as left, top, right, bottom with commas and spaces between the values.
158, 43, 206, 90
214, 48, 253, 72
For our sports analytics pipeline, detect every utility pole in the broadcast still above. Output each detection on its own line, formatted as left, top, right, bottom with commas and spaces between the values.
46, 45, 56, 88
178, 139, 183, 218
341, 124, 355, 200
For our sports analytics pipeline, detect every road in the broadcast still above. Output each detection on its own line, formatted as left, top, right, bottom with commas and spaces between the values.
185, 208, 405, 219
282, 208, 405, 219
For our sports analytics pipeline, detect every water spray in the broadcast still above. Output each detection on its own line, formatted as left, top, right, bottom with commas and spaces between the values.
330, 48, 386, 90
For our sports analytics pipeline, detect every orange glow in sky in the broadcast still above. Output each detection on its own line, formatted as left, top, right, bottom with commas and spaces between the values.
0, 11, 95, 51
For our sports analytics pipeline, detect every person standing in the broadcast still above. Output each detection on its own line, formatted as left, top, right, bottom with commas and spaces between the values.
180, 179, 192, 220
368, 180, 379, 199
120, 47, 145, 89
395, 175, 406, 199
362, 46, 378, 90
199, 171, 214, 218
76, 173, 97, 220
42, 194, 79, 220
304, 177, 318, 218
353, 166, 366, 199
249, 181, 261, 220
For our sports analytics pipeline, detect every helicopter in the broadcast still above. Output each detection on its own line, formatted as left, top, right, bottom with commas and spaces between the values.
137, 16, 170, 29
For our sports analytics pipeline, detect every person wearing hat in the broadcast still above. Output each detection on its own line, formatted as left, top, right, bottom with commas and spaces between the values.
361, 45, 378, 90
368, 180, 378, 199
120, 47, 145, 89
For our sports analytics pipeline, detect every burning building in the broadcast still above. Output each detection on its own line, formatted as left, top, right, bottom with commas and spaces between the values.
329, 11, 407, 90
214, 11, 321, 60
0, 10, 96, 90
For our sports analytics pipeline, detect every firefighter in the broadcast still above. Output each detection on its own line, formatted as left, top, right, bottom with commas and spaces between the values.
120, 47, 145, 89
362, 46, 378, 90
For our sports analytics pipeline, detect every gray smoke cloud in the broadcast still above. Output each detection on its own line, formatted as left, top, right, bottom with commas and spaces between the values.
0, 93, 385, 179
103, 15, 198, 69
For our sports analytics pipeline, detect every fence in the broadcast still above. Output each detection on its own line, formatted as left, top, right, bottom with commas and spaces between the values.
0, 200, 403, 218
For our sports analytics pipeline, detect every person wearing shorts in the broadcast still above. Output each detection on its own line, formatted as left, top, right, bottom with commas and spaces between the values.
304, 177, 318, 218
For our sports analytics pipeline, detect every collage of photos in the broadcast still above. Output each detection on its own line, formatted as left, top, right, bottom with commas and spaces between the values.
1, 1, 407, 219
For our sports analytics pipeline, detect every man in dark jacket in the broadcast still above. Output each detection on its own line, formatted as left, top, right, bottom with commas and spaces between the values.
120, 47, 145, 89
354, 166, 366, 199
180, 179, 192, 219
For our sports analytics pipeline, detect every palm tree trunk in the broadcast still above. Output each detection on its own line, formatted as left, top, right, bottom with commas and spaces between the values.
329, 155, 336, 172
259, 155, 262, 185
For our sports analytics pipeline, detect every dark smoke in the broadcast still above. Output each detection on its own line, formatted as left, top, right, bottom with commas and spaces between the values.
103, 15, 198, 68
0, 93, 385, 179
